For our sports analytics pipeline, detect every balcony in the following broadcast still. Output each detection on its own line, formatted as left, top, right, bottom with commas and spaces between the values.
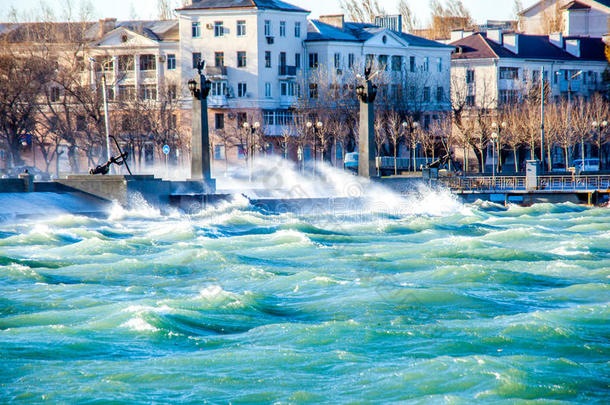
279, 95, 296, 107
205, 66, 227, 78
140, 70, 157, 80
278, 65, 297, 77
208, 95, 228, 107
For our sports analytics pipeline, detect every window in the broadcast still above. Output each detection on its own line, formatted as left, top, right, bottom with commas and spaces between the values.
211, 81, 226, 96
215, 113, 224, 130
237, 20, 246, 36
391, 55, 401, 71
280, 82, 296, 97
410, 56, 415, 72
214, 21, 224, 37
422, 57, 429, 72
309, 83, 318, 98
437, 57, 442, 72
50, 87, 60, 102
265, 82, 272, 97
423, 87, 430, 102
500, 67, 519, 80
264, 20, 271, 36
308, 53, 318, 68
391, 84, 401, 100
295, 22, 301, 37
140, 84, 157, 100
119, 85, 136, 101
409, 86, 416, 100
499, 90, 519, 105
466, 69, 475, 83
237, 112, 247, 128
265, 51, 271, 68
76, 115, 87, 131
168, 114, 177, 130
215, 52, 224, 67
237, 51, 247, 68
334, 53, 340, 69
279, 52, 286, 68
167, 85, 177, 100
263, 110, 274, 125
167, 54, 176, 70
436, 86, 444, 102
237, 82, 247, 97
140, 54, 156, 71
279, 21, 286, 37
365, 54, 374, 69
466, 95, 475, 106
118, 55, 133, 72
424, 115, 430, 130
192, 22, 200, 38
348, 53, 354, 69
192, 52, 201, 69
214, 144, 225, 160
378, 55, 388, 71
295, 53, 301, 68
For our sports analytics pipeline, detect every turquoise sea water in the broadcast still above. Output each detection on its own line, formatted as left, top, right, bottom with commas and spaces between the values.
0, 185, 609, 403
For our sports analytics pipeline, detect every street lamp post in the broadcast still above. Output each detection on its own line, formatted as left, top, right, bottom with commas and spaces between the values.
491, 121, 506, 174
411, 121, 419, 172
400, 121, 409, 175
297, 145, 303, 173
89, 56, 117, 173
242, 121, 260, 181
490, 131, 498, 188
306, 120, 323, 171
591, 120, 607, 170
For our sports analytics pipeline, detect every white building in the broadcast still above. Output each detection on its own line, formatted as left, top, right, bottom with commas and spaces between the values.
450, 29, 608, 109
520, 0, 610, 37
305, 15, 454, 129
176, 0, 309, 139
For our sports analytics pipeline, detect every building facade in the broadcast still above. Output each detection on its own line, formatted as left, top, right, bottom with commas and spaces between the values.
450, 29, 607, 109
1, 0, 454, 174
520, 0, 610, 37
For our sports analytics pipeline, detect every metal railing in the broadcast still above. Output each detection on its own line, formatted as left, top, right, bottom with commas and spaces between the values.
438, 175, 610, 192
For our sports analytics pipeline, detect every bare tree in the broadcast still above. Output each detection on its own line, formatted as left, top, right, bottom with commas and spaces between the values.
0, 53, 53, 167
587, 93, 609, 168
398, 0, 419, 32
339, 0, 385, 23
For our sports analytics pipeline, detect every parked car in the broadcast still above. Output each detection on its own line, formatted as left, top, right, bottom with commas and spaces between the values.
572, 158, 600, 172
344, 152, 359, 172
6, 166, 51, 180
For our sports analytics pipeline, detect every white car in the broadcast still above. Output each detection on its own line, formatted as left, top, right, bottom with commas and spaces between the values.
572, 158, 600, 172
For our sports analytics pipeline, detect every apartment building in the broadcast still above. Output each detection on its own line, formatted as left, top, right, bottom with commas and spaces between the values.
450, 29, 607, 109
305, 15, 453, 130
520, 0, 610, 37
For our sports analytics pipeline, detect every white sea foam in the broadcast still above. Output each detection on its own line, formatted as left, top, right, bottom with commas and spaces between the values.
121, 317, 159, 332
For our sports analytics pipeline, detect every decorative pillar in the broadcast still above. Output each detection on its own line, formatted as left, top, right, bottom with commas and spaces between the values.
356, 67, 378, 178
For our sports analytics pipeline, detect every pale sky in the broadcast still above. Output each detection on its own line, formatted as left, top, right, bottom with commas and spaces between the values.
1, 0, 539, 25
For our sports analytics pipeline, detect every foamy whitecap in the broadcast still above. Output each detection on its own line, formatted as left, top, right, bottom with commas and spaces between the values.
121, 317, 159, 332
